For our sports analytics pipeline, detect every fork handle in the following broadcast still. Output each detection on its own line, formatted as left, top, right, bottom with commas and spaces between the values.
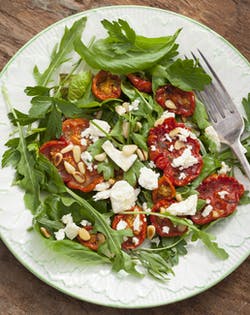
231, 140, 250, 181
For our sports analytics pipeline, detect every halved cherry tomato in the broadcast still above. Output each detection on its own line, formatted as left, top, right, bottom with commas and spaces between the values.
152, 175, 176, 203
150, 199, 188, 237
148, 117, 202, 186
40, 118, 103, 192
77, 226, 106, 251
155, 84, 195, 117
191, 174, 244, 225
127, 73, 152, 93
92, 70, 121, 101
62, 118, 89, 146
112, 206, 147, 250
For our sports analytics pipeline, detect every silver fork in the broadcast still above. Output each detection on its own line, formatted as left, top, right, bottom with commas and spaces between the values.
191, 50, 250, 181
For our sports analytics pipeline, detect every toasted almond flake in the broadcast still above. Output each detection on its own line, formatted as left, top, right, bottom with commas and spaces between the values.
169, 128, 180, 138
40, 227, 51, 238
135, 121, 142, 131
108, 178, 116, 185
147, 225, 156, 240
175, 193, 183, 202
165, 99, 177, 109
174, 140, 185, 150
97, 233, 106, 245
94, 152, 107, 161
177, 224, 186, 232
122, 121, 130, 139
160, 206, 166, 214
122, 144, 138, 156
78, 161, 86, 174
54, 152, 63, 166
73, 145, 81, 163
64, 161, 75, 174
60, 144, 74, 154
136, 148, 148, 161
78, 227, 91, 241
73, 171, 85, 183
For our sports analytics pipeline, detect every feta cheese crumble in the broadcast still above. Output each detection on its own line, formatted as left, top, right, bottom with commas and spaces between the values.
128, 99, 140, 111
201, 204, 213, 217
218, 161, 231, 174
218, 190, 229, 199
171, 147, 199, 170
116, 220, 128, 230
205, 125, 221, 151
164, 194, 198, 216
80, 219, 92, 227
133, 215, 141, 232
154, 110, 175, 126
162, 226, 170, 234
93, 180, 139, 213
132, 237, 139, 245
94, 181, 111, 191
54, 228, 65, 241
64, 222, 80, 240
81, 119, 111, 143
102, 140, 137, 172
54, 214, 80, 241
81, 151, 94, 171
138, 167, 160, 190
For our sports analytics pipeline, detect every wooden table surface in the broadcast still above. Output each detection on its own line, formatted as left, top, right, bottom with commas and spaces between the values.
0, 0, 249, 314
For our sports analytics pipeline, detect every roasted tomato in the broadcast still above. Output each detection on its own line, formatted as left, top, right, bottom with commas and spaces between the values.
148, 117, 202, 186
150, 199, 188, 237
40, 119, 103, 192
77, 227, 106, 251
92, 70, 121, 101
152, 175, 176, 203
127, 73, 152, 93
155, 84, 195, 117
62, 118, 89, 146
191, 174, 244, 225
112, 206, 147, 250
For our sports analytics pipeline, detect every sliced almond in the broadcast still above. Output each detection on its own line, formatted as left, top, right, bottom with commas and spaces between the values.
174, 140, 185, 150
122, 144, 138, 156
40, 227, 51, 238
175, 193, 183, 202
73, 145, 81, 163
54, 152, 63, 166
94, 152, 107, 162
147, 225, 156, 240
154, 117, 164, 127
177, 224, 186, 232
60, 144, 74, 154
136, 148, 148, 161
64, 161, 75, 174
73, 171, 86, 183
165, 99, 177, 109
160, 207, 167, 214
97, 232, 106, 245
78, 227, 91, 241
135, 121, 142, 131
78, 161, 86, 174
122, 121, 130, 139
169, 128, 180, 138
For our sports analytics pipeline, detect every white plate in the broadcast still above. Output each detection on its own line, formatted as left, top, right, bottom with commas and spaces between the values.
0, 5, 250, 308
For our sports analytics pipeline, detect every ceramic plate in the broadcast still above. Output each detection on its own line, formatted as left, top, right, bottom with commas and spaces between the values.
0, 5, 249, 308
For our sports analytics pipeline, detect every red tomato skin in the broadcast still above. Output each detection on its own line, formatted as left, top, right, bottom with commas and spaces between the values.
150, 199, 188, 237
62, 118, 89, 146
155, 84, 195, 117
127, 73, 152, 93
191, 174, 244, 225
148, 117, 202, 186
112, 206, 147, 250
92, 70, 121, 101
152, 175, 176, 203
40, 119, 103, 193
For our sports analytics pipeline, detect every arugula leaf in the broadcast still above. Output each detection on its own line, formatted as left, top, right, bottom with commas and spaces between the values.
35, 17, 87, 86
97, 160, 116, 180
242, 93, 250, 131
152, 59, 211, 91
29, 96, 53, 118
25, 86, 51, 96
131, 133, 148, 152
42, 104, 62, 142
164, 214, 228, 260
123, 160, 144, 186
55, 98, 87, 117
74, 19, 180, 74
239, 190, 250, 205
8, 109, 37, 126
192, 98, 210, 130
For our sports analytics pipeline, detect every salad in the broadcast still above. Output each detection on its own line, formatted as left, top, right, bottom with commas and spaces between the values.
2, 17, 250, 281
